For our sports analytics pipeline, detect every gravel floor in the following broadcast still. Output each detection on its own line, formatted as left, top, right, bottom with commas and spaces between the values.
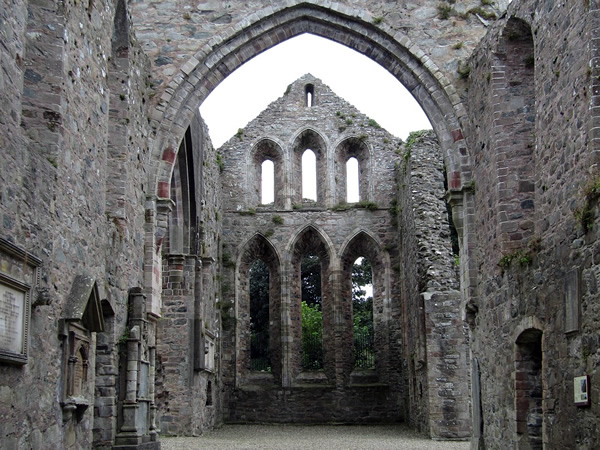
160, 424, 471, 449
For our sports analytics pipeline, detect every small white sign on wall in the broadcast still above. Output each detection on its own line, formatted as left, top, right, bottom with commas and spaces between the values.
574, 375, 590, 407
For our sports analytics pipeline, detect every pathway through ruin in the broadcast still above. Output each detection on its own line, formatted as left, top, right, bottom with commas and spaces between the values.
160, 424, 471, 449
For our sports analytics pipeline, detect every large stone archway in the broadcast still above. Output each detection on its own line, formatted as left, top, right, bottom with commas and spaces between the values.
135, 2, 475, 196
136, 3, 481, 331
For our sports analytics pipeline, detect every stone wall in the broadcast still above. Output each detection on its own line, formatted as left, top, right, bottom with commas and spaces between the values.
397, 131, 468, 438
465, 0, 600, 447
2, 0, 600, 447
155, 111, 222, 436
0, 0, 154, 447
218, 76, 466, 436
220, 75, 406, 423
129, 0, 501, 102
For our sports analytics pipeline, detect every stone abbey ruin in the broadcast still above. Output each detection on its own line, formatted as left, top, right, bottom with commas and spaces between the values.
0, 0, 599, 448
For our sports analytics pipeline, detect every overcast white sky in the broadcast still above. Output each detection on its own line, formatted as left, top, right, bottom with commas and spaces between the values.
200, 33, 431, 149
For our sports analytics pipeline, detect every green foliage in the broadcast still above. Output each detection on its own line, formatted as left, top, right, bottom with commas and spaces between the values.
216, 152, 224, 173
372, 16, 383, 25
497, 247, 536, 270
239, 208, 256, 216
272, 215, 284, 225
368, 118, 381, 128
301, 255, 322, 307
301, 301, 323, 370
352, 258, 372, 302
574, 175, 600, 232
352, 258, 374, 369
464, 6, 498, 20
222, 253, 235, 268
346, 118, 353, 125
480, 0, 492, 5
264, 229, 274, 238
301, 301, 322, 337
332, 201, 378, 211
118, 327, 130, 345
236, 128, 244, 140
292, 203, 303, 210
301, 254, 324, 371
355, 200, 378, 210
437, 3, 452, 20
453, 41, 464, 50
405, 130, 428, 152
332, 202, 352, 211
458, 62, 471, 79
463, 7, 497, 20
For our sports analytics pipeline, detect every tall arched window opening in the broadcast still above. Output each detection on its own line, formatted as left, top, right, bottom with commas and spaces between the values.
249, 259, 270, 371
515, 329, 543, 449
305, 83, 314, 107
346, 157, 359, 203
261, 159, 274, 205
352, 257, 374, 369
302, 149, 317, 202
301, 254, 323, 371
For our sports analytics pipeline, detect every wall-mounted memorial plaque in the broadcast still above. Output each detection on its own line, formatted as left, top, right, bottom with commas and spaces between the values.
0, 238, 41, 364
574, 375, 590, 407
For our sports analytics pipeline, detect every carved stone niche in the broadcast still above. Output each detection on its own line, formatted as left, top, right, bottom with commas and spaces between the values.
58, 275, 105, 421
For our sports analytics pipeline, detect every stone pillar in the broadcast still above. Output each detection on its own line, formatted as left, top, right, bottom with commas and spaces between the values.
114, 289, 160, 449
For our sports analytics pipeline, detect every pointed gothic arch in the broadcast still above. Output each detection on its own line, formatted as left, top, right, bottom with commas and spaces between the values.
335, 136, 373, 204
288, 225, 335, 382
248, 138, 285, 208
339, 230, 390, 379
291, 128, 329, 206
236, 233, 282, 384
146, 3, 471, 203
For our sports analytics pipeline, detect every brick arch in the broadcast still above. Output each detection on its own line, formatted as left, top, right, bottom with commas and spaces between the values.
148, 2, 470, 201
290, 128, 329, 205
236, 233, 283, 384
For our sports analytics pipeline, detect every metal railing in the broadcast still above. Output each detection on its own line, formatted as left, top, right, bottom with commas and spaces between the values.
353, 330, 375, 369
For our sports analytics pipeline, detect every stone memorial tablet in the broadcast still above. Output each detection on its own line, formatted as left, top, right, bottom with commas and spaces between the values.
0, 238, 40, 365
0, 281, 26, 354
